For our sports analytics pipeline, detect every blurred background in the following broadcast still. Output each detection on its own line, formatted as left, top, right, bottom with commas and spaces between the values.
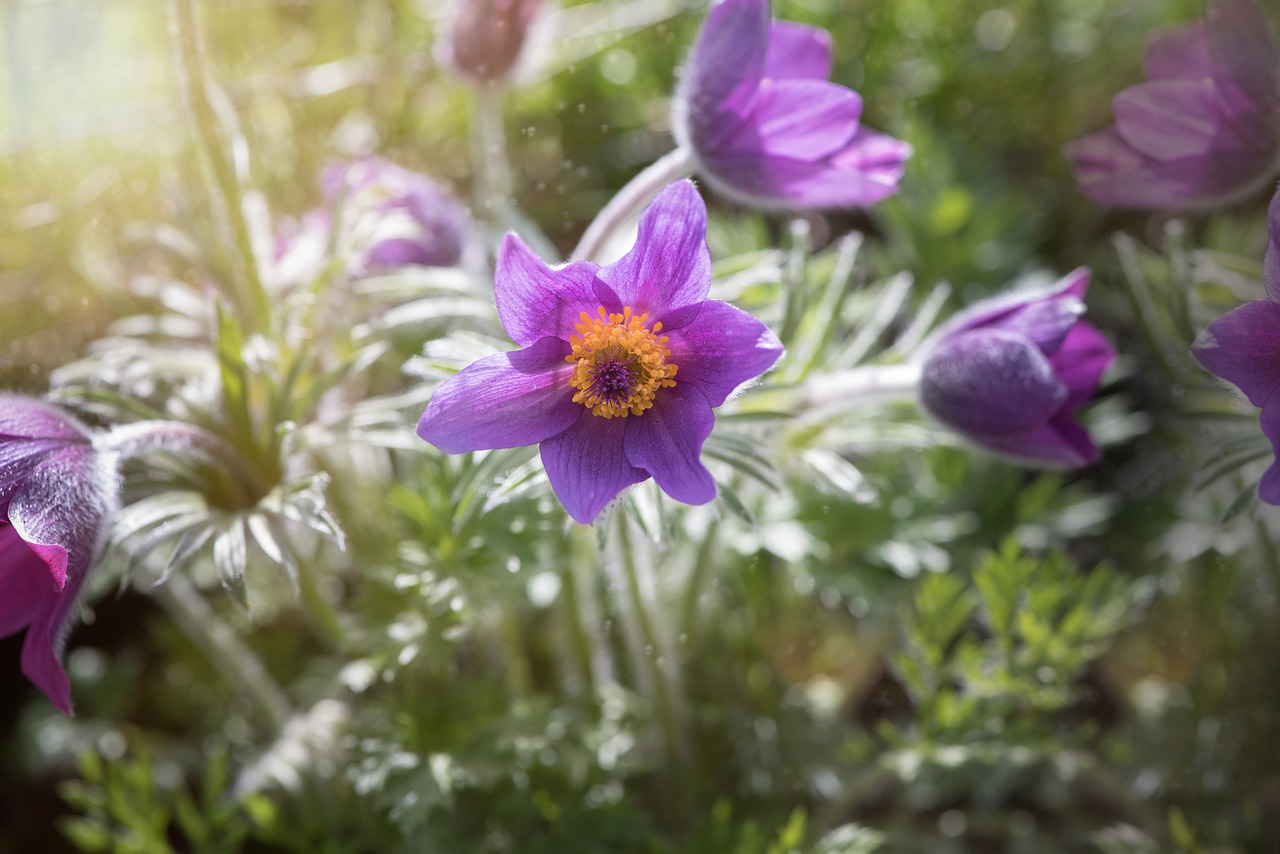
4, 0, 1280, 851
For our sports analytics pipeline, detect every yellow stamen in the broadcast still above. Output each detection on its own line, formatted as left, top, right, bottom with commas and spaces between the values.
565, 306, 678, 418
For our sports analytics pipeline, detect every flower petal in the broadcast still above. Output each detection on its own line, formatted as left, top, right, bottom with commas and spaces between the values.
703, 127, 910, 209
665, 300, 783, 407
978, 415, 1098, 468
679, 0, 770, 152
0, 524, 52, 637
1049, 323, 1116, 411
1192, 299, 1280, 409
1113, 79, 1245, 161
1258, 402, 1280, 504
1206, 0, 1280, 135
920, 329, 1067, 436
418, 337, 581, 453
596, 181, 711, 326
19, 547, 85, 715
1144, 22, 1210, 80
763, 21, 832, 81
494, 234, 605, 346
0, 395, 90, 442
717, 79, 862, 163
8, 446, 115, 591
540, 413, 648, 524
623, 386, 716, 506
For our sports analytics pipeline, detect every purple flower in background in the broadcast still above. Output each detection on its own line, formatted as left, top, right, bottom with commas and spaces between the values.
1192, 190, 1280, 503
418, 181, 783, 523
672, 0, 910, 210
916, 270, 1115, 467
0, 396, 118, 714
1065, 0, 1280, 210
443, 0, 544, 87
323, 157, 470, 271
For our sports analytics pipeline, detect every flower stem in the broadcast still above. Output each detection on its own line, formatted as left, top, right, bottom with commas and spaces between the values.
778, 217, 812, 345
610, 511, 690, 828
794, 364, 923, 413
571, 148, 696, 262
472, 88, 559, 260
295, 554, 345, 647
151, 570, 293, 731
167, 0, 271, 335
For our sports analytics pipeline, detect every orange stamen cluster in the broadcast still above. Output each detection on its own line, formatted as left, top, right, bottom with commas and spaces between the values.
566, 306, 678, 418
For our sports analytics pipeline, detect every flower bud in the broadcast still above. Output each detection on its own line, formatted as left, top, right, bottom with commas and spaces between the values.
445, 0, 544, 87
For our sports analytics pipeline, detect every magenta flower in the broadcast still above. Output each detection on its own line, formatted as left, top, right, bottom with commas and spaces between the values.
1192, 189, 1280, 502
1065, 0, 1280, 210
671, 0, 910, 210
0, 395, 118, 714
417, 181, 783, 523
917, 270, 1115, 467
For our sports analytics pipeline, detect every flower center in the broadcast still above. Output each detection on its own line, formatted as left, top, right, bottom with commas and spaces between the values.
566, 306, 678, 418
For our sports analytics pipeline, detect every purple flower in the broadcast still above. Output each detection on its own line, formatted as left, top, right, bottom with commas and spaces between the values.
1192, 189, 1280, 503
1065, 0, 1280, 210
0, 395, 118, 714
417, 180, 783, 523
672, 0, 910, 210
322, 158, 471, 271
916, 270, 1116, 467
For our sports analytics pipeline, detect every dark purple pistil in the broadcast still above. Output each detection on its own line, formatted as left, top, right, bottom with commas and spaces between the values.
590, 357, 637, 406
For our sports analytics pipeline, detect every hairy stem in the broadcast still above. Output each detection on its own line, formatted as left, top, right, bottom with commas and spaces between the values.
794, 364, 923, 413
571, 148, 696, 262
151, 570, 293, 731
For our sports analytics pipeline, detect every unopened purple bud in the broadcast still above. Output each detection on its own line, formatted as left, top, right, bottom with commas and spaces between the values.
445, 0, 544, 87
916, 270, 1115, 468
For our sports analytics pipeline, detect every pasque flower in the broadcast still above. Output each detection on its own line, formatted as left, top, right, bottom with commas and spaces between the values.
1065, 0, 1280, 210
418, 180, 783, 523
671, 0, 910, 210
1192, 189, 1280, 503
916, 270, 1115, 467
0, 395, 118, 714
272, 157, 471, 285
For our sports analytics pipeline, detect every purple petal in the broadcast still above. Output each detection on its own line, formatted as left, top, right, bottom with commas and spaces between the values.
418, 337, 582, 453
1258, 403, 1280, 504
1113, 79, 1243, 161
665, 300, 783, 407
978, 416, 1098, 468
1049, 323, 1116, 411
1144, 22, 1210, 80
680, 0, 770, 152
717, 79, 862, 163
1192, 299, 1280, 409
494, 234, 606, 347
763, 21, 832, 81
920, 329, 1067, 436
1206, 0, 1280, 131
0, 438, 73, 514
703, 127, 910, 209
540, 413, 648, 524
1264, 188, 1280, 301
623, 386, 716, 506
926, 268, 1090, 349
0, 524, 53, 637
596, 181, 711, 327
0, 395, 90, 442
8, 446, 115, 591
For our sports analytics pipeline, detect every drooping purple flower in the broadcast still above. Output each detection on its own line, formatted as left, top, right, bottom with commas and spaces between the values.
916, 270, 1116, 467
1192, 189, 1280, 503
1065, 0, 1280, 210
417, 180, 783, 523
0, 395, 119, 714
671, 0, 910, 210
